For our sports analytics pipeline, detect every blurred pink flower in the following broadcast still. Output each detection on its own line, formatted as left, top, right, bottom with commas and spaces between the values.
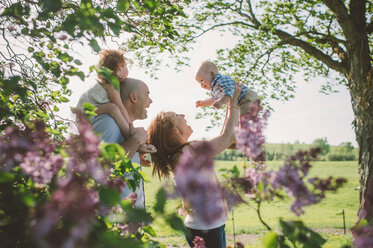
192, 236, 206, 248
175, 141, 226, 224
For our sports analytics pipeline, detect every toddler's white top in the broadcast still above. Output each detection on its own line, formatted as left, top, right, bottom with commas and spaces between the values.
76, 83, 109, 110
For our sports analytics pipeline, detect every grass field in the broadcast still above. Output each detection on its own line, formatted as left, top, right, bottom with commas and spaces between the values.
143, 160, 359, 247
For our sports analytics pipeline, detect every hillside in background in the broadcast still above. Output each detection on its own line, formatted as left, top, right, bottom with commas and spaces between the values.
216, 139, 359, 161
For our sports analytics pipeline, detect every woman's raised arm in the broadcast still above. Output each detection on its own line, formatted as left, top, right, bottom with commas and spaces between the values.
207, 81, 242, 157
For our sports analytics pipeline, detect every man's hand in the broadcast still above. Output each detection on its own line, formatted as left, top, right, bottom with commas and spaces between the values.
129, 124, 147, 146
122, 123, 147, 159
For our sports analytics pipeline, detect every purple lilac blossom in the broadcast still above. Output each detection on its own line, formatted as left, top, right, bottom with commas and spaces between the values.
192, 236, 206, 248
65, 113, 108, 184
353, 225, 373, 248
31, 175, 99, 248
245, 148, 346, 216
174, 141, 226, 224
235, 101, 269, 162
232, 101, 347, 216
235, 242, 245, 248
273, 164, 318, 216
0, 120, 63, 184
111, 205, 142, 236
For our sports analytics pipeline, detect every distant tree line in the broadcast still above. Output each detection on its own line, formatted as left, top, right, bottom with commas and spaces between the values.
216, 137, 358, 161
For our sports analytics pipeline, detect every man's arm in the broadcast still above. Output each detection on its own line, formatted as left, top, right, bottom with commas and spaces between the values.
92, 114, 145, 159
121, 123, 147, 159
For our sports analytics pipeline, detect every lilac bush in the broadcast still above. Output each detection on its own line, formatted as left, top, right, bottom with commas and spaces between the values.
65, 113, 109, 185
0, 120, 63, 184
0, 114, 154, 247
174, 141, 226, 224
352, 224, 373, 248
235, 100, 269, 162
31, 175, 100, 248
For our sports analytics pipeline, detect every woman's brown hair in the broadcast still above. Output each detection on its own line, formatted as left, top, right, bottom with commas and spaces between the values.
97, 50, 126, 82
148, 112, 187, 179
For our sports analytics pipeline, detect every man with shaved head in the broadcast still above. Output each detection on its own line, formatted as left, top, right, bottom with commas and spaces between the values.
92, 77, 153, 208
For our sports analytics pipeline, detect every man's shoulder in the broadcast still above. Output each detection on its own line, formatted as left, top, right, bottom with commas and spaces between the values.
91, 114, 124, 144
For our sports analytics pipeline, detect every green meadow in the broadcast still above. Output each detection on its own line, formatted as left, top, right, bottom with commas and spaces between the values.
143, 160, 359, 247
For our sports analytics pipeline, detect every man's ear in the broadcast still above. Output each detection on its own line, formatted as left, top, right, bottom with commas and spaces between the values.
211, 71, 215, 78
128, 92, 137, 103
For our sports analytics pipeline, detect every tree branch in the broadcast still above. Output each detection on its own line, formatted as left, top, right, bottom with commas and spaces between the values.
246, 0, 261, 27
321, 0, 360, 40
244, 42, 282, 80
275, 29, 348, 74
186, 21, 256, 41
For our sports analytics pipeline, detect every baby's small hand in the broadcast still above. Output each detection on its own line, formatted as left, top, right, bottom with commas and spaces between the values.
196, 100, 202, 108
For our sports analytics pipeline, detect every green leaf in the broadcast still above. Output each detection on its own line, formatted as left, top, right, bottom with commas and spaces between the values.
75, 71, 85, 81
117, 0, 130, 12
85, 110, 97, 117
154, 188, 166, 214
143, 225, 157, 237
257, 181, 264, 192
98, 231, 143, 247
262, 231, 278, 248
46, 127, 61, 135
120, 199, 153, 223
96, 66, 119, 91
99, 186, 121, 206
279, 219, 326, 247
22, 194, 36, 207
89, 39, 100, 52
83, 102, 96, 111
108, 22, 121, 36
0, 172, 14, 183
138, 170, 150, 183
35, 110, 48, 119
74, 59, 83, 65
59, 96, 69, 103
166, 213, 186, 232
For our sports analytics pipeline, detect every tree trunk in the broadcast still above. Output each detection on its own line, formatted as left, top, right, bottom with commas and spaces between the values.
348, 34, 373, 224
353, 69, 373, 224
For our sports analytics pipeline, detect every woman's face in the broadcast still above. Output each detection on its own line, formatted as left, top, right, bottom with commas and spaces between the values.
167, 112, 193, 142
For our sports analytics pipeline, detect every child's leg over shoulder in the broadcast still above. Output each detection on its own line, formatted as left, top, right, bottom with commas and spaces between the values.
95, 103, 130, 137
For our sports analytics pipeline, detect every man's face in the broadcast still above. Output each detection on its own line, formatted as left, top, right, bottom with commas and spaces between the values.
135, 82, 152, 120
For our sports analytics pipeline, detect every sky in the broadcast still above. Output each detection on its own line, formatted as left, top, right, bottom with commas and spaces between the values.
59, 31, 357, 147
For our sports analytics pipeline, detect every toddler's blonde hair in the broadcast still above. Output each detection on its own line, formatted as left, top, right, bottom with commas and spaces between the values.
97, 50, 126, 81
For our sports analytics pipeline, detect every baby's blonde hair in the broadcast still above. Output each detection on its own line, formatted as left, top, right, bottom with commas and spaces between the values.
198, 60, 219, 75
